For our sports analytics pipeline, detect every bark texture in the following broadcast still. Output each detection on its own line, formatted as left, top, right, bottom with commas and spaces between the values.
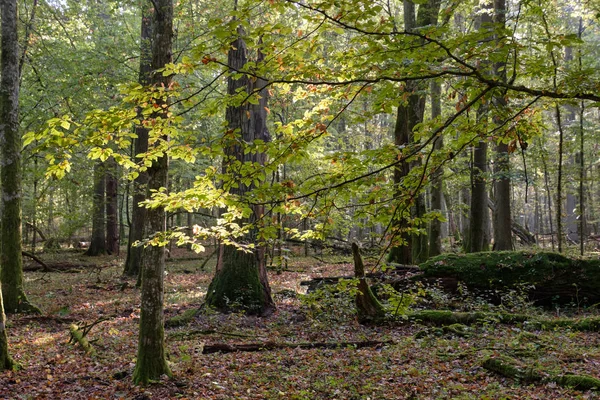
124, 2, 153, 277
85, 162, 107, 256
0, 283, 14, 370
132, 0, 173, 385
205, 31, 275, 316
0, 0, 39, 314
352, 243, 385, 324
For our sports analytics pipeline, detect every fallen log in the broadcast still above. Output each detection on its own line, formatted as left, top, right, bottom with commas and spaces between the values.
417, 251, 600, 306
21, 251, 51, 271
203, 340, 394, 354
483, 355, 600, 391
407, 310, 600, 332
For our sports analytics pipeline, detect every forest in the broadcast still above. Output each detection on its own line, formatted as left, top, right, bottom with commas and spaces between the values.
2, 0, 600, 398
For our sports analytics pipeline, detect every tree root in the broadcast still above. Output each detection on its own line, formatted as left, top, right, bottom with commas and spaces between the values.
483, 355, 600, 391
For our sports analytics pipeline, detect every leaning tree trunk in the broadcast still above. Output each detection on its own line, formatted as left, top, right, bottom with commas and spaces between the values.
123, 1, 153, 277
205, 32, 275, 316
132, 0, 173, 385
0, 0, 39, 314
85, 162, 107, 256
105, 157, 119, 255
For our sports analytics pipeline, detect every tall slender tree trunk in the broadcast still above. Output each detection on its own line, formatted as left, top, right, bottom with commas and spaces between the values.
132, 0, 173, 385
106, 157, 119, 255
85, 162, 107, 256
0, 0, 39, 314
206, 32, 275, 316
388, 0, 441, 264
124, 2, 153, 277
492, 0, 512, 251
428, 79, 443, 257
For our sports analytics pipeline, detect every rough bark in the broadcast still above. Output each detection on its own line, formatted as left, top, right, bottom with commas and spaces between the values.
105, 157, 119, 255
132, 0, 173, 385
205, 31, 275, 316
124, 2, 153, 277
85, 162, 107, 256
0, 0, 39, 314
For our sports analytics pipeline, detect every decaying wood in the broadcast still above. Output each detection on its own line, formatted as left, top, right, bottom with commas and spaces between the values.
352, 243, 386, 324
23, 261, 97, 272
21, 251, 51, 271
69, 324, 96, 355
483, 355, 600, 391
203, 340, 394, 354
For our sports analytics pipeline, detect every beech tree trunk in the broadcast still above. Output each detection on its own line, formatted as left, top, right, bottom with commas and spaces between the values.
0, 0, 39, 314
205, 31, 275, 316
85, 162, 107, 256
428, 82, 443, 256
132, 0, 173, 385
105, 157, 119, 255
0, 285, 13, 370
124, 1, 153, 277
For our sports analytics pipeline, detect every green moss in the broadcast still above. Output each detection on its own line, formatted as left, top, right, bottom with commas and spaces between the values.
419, 251, 600, 305
555, 374, 600, 390
165, 308, 199, 328
205, 246, 267, 315
482, 355, 542, 382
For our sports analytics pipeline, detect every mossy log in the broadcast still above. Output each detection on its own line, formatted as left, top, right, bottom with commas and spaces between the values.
483, 355, 600, 391
352, 243, 386, 324
408, 310, 600, 332
68, 324, 96, 355
418, 251, 600, 306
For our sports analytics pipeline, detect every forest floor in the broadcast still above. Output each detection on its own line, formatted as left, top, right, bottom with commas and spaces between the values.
1, 247, 600, 399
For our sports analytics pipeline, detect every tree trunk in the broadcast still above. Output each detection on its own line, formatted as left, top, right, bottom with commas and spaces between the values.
85, 162, 107, 256
428, 79, 443, 257
0, 285, 14, 370
123, 1, 153, 277
105, 157, 119, 255
206, 31, 275, 316
132, 0, 173, 385
0, 0, 39, 314
352, 243, 385, 324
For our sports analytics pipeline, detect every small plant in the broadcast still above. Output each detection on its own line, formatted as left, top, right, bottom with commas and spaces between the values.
300, 278, 359, 323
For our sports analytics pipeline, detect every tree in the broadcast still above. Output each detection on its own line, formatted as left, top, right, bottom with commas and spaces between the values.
85, 162, 107, 256
0, 0, 39, 314
132, 0, 173, 384
105, 157, 119, 255
124, 2, 153, 277
205, 29, 275, 316
491, 0, 512, 251
0, 285, 14, 370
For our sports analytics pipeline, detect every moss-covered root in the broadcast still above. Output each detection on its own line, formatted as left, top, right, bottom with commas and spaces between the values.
352, 243, 385, 324
483, 356, 600, 391
165, 308, 199, 328
68, 324, 96, 356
